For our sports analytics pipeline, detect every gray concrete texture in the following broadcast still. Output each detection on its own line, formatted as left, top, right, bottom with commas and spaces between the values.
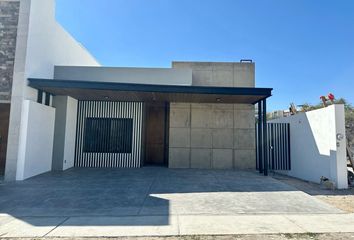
0, 168, 340, 217
52, 96, 68, 171
169, 62, 256, 170
0, 0, 20, 101
0, 167, 346, 237
2, 213, 354, 237
172, 61, 255, 87
169, 103, 255, 169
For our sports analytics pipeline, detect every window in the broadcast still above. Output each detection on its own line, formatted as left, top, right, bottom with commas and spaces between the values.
83, 118, 133, 153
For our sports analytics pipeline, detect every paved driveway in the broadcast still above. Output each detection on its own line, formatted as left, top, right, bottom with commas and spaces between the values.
0, 167, 345, 237
0, 167, 340, 217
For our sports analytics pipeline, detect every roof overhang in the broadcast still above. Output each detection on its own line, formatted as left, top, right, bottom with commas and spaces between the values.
28, 78, 272, 104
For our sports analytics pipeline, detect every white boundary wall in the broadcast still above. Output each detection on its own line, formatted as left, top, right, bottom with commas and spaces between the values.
16, 100, 55, 180
5, 0, 100, 180
270, 104, 348, 189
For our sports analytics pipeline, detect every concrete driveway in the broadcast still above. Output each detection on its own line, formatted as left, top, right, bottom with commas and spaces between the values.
0, 167, 347, 237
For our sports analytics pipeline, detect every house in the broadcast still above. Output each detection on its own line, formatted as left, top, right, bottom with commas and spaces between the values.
0, 0, 272, 181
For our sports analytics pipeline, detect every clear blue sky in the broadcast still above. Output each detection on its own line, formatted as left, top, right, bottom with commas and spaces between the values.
56, 0, 354, 111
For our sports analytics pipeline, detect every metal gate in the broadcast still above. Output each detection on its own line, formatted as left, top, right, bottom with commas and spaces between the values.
256, 123, 291, 171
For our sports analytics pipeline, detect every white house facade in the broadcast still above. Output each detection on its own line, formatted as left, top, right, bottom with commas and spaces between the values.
0, 0, 273, 181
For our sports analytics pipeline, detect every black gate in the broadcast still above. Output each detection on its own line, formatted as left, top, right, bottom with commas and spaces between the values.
256, 123, 291, 171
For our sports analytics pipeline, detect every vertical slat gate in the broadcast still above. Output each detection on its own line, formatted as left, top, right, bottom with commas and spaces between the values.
256, 123, 291, 171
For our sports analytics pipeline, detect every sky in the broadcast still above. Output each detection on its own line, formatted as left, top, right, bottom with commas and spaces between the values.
56, 0, 354, 111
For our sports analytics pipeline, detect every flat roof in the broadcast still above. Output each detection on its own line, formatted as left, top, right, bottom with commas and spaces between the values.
28, 78, 272, 104
54, 66, 192, 86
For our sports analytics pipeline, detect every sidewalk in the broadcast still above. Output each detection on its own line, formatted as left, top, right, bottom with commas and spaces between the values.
1, 213, 354, 238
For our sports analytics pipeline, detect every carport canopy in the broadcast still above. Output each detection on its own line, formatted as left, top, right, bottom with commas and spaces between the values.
28, 77, 272, 176
28, 78, 272, 104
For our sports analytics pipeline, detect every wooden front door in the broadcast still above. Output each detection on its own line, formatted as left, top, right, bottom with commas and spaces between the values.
0, 104, 10, 175
144, 102, 169, 166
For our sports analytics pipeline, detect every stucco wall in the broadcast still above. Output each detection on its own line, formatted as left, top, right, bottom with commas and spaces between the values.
54, 66, 192, 86
270, 104, 348, 189
169, 62, 256, 169
24, 0, 100, 100
16, 100, 55, 180
63, 96, 78, 170
52, 96, 77, 171
5, 0, 100, 181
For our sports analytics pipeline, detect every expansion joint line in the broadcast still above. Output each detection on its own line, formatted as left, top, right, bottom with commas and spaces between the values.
137, 171, 160, 215
43, 216, 70, 237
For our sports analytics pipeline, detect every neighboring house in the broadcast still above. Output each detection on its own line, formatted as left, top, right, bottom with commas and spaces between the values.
268, 110, 291, 120
0, 0, 272, 181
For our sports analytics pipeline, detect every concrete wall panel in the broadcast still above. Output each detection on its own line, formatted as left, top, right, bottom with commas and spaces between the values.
169, 148, 190, 168
212, 70, 233, 87
191, 148, 211, 169
234, 129, 256, 150
233, 63, 255, 87
168, 62, 256, 170
169, 127, 191, 148
234, 104, 254, 110
234, 150, 256, 169
191, 107, 213, 128
169, 104, 256, 170
212, 149, 233, 169
234, 110, 255, 129
191, 70, 212, 86
170, 107, 190, 128
191, 128, 212, 148
213, 109, 233, 129
212, 129, 234, 149
173, 61, 255, 88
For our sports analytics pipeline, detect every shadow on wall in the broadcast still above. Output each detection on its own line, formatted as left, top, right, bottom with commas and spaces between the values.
272, 105, 347, 188
0, 167, 326, 227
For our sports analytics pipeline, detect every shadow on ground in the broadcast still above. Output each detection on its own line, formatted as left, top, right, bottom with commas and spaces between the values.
0, 167, 342, 227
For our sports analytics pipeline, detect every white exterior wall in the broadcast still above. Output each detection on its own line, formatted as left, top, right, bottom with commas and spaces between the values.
24, 0, 99, 100
6, 0, 100, 180
52, 96, 77, 171
54, 66, 192, 86
16, 100, 55, 180
270, 104, 348, 189
63, 97, 77, 170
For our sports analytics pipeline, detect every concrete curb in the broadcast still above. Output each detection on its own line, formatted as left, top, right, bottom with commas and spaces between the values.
0, 213, 354, 237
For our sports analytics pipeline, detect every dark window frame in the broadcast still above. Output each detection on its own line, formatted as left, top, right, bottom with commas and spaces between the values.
83, 117, 133, 153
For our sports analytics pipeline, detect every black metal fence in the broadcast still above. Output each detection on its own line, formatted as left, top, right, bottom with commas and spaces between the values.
256, 123, 291, 171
